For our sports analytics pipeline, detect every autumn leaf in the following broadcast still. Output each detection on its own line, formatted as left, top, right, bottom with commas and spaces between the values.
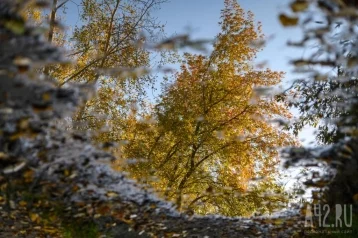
353, 193, 358, 201
347, 56, 358, 68
279, 14, 299, 27
4, 19, 25, 35
30, 213, 41, 223
290, 1, 309, 13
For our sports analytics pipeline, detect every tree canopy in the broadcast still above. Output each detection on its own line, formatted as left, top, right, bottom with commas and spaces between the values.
120, 0, 295, 217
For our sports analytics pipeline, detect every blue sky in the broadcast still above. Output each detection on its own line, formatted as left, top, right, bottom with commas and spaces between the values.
62, 0, 303, 83
153, 0, 301, 82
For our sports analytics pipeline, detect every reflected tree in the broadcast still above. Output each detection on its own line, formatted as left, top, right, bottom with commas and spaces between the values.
120, 0, 296, 217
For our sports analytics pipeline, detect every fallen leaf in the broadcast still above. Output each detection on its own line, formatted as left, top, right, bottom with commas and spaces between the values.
4, 19, 25, 35
279, 14, 299, 27
291, 1, 309, 12
3, 161, 26, 174
347, 57, 358, 68
30, 213, 40, 223
353, 193, 358, 201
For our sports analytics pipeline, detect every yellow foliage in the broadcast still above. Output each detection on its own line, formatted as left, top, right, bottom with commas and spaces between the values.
279, 14, 299, 27
119, 0, 296, 217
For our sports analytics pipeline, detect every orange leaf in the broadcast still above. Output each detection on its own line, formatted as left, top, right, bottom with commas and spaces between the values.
279, 14, 299, 27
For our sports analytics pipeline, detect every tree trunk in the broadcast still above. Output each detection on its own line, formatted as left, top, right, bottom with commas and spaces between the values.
43, 0, 58, 76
